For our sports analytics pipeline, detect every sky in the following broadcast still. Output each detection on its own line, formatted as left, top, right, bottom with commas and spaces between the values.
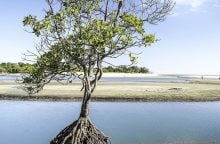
0, 0, 220, 75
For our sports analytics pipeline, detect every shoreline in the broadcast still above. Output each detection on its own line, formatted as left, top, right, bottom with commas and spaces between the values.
1, 95, 220, 102
1, 72, 220, 79
0, 72, 159, 78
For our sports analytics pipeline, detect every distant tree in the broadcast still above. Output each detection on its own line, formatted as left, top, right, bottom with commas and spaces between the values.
21, 0, 174, 143
102, 66, 149, 73
18, 62, 25, 68
139, 67, 149, 73
0, 62, 31, 73
130, 66, 138, 73
103, 66, 114, 73
0, 67, 4, 73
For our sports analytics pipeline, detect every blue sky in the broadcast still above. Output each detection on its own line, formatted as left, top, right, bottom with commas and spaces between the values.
0, 0, 220, 74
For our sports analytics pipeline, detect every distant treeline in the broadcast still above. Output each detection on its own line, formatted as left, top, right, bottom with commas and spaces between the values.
0, 62, 32, 73
0, 63, 149, 74
102, 66, 149, 73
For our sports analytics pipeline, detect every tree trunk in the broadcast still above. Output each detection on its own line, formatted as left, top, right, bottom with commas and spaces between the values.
80, 69, 92, 118
80, 93, 91, 118
50, 69, 110, 144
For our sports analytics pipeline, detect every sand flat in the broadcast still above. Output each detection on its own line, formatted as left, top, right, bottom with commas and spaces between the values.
0, 79, 220, 101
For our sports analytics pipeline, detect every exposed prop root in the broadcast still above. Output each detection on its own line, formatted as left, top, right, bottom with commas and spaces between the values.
50, 117, 111, 144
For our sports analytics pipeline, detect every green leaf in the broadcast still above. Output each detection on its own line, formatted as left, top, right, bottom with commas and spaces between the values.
129, 53, 138, 64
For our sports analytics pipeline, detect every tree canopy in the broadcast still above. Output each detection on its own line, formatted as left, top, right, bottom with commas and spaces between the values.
22, 0, 174, 95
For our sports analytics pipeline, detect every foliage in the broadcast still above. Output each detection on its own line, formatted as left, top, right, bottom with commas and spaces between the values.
103, 66, 149, 73
0, 62, 32, 73
21, 0, 174, 95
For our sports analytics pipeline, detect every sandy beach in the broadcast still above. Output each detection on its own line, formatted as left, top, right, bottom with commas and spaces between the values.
0, 74, 220, 101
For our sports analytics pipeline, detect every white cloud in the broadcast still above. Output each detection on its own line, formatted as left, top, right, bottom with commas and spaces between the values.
213, 4, 220, 7
175, 0, 211, 9
169, 0, 219, 17
173, 0, 220, 15
213, 0, 220, 8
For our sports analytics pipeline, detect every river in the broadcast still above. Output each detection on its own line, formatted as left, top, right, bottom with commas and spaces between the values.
1, 101, 220, 144
0, 75, 191, 83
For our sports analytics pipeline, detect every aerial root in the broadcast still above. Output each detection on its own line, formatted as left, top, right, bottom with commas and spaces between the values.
50, 117, 111, 144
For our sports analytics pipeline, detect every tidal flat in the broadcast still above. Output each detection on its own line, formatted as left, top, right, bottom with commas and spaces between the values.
0, 78, 220, 102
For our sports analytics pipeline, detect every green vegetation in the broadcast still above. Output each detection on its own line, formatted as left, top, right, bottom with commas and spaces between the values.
103, 66, 149, 73
0, 62, 32, 73
0, 63, 149, 74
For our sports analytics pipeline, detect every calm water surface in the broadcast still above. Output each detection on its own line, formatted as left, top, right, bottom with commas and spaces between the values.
0, 75, 190, 83
1, 101, 220, 144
